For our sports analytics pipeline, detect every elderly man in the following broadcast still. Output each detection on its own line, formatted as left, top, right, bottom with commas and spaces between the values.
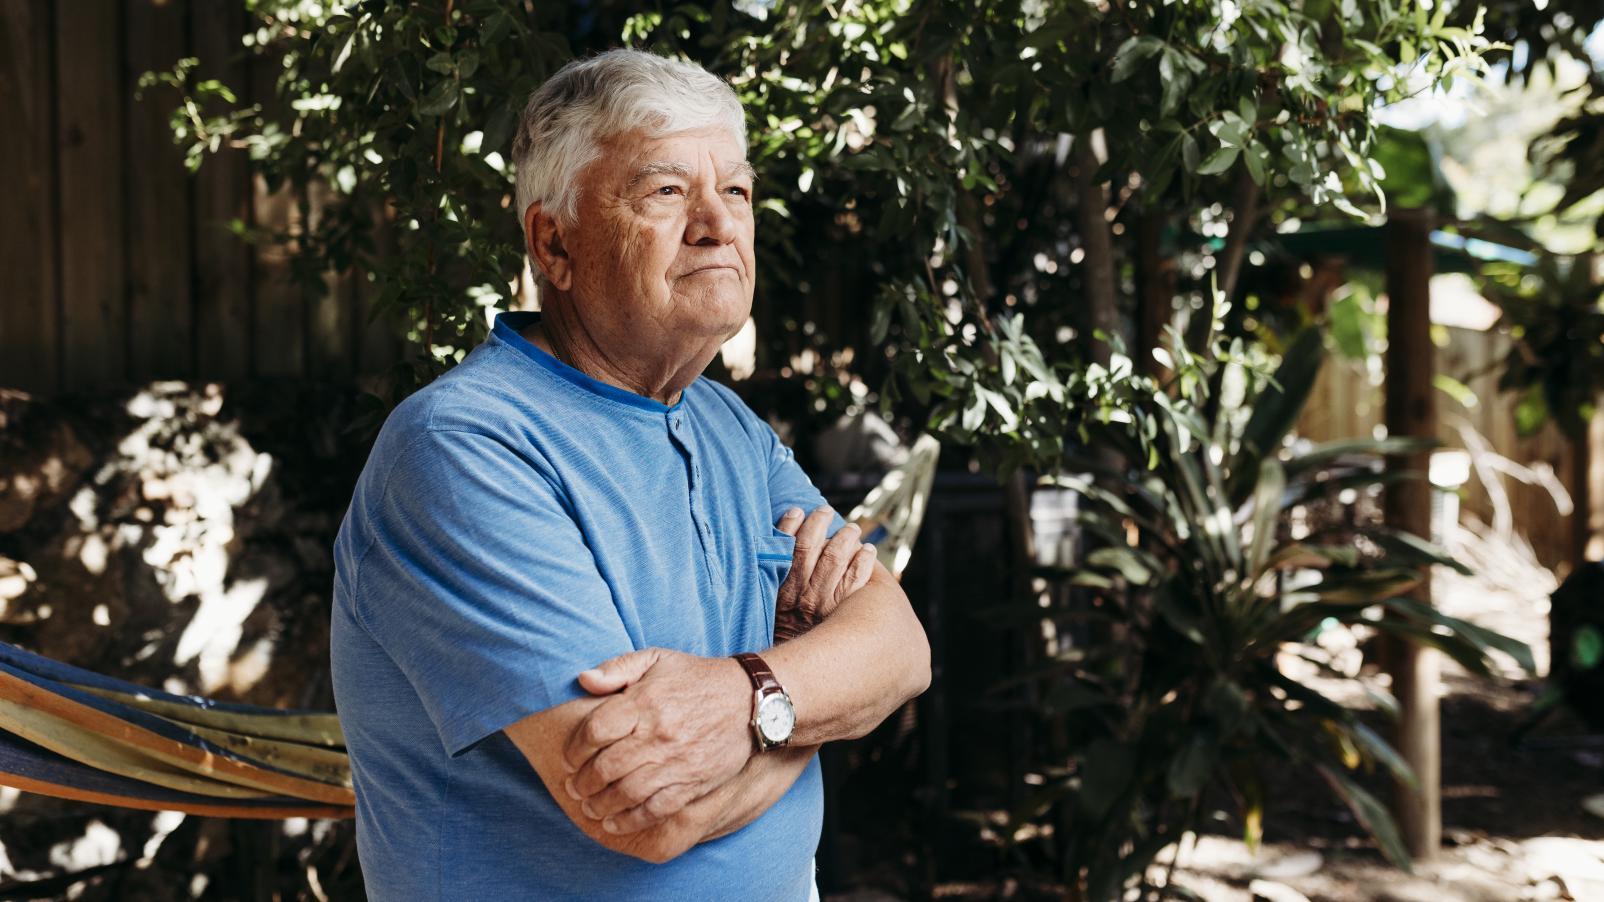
330, 48, 931, 901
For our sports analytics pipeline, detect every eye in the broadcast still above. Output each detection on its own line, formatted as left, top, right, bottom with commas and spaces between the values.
655, 185, 682, 196
725, 185, 752, 198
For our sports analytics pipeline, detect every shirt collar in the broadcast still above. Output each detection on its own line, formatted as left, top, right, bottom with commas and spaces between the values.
490, 311, 688, 414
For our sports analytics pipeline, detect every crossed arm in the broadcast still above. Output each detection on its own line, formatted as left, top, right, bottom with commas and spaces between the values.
503, 507, 931, 862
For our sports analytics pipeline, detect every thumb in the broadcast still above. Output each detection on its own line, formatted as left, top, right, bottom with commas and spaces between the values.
577, 648, 661, 695
776, 507, 805, 536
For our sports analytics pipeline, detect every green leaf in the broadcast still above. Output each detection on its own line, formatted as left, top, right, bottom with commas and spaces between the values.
417, 80, 460, 117
1197, 146, 1239, 175
1515, 385, 1548, 435
1076, 738, 1135, 819
1154, 581, 1206, 644
1434, 374, 1478, 409
1310, 569, 1423, 604
1159, 52, 1189, 116
1573, 625, 1604, 670
1327, 292, 1371, 359
1366, 527, 1473, 576
1247, 458, 1287, 576
1167, 732, 1218, 797
1086, 546, 1155, 585
1243, 142, 1266, 184
868, 298, 892, 344
1347, 720, 1418, 789
1110, 35, 1165, 83
1384, 596, 1537, 675
1282, 436, 1437, 479
1235, 327, 1326, 492
1317, 764, 1413, 871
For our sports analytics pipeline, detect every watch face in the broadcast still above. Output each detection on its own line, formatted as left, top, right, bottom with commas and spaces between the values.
757, 692, 795, 744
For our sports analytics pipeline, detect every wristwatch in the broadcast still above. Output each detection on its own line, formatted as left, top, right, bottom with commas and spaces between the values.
732, 652, 795, 751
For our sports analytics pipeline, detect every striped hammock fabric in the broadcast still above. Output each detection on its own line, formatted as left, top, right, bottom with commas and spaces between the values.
0, 435, 938, 819
0, 640, 352, 819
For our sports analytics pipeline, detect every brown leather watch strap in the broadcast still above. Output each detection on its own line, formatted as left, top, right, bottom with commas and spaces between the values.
733, 652, 783, 695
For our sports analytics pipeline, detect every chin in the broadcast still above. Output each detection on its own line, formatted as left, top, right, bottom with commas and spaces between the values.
677, 292, 752, 337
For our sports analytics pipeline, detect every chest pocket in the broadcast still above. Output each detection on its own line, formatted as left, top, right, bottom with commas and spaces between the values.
754, 530, 796, 642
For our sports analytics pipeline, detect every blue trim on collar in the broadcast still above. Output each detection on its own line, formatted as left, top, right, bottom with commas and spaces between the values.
490, 311, 687, 414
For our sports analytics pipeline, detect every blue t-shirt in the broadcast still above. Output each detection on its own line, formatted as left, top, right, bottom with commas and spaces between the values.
330, 310, 839, 901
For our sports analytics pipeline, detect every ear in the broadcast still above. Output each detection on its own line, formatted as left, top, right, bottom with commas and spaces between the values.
524, 201, 573, 292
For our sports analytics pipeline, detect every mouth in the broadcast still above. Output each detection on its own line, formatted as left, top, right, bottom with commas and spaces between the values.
682, 265, 738, 277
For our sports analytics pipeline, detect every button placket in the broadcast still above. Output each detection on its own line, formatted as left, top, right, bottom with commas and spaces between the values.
670, 411, 725, 595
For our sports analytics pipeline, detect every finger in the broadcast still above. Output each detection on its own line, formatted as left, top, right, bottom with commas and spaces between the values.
577, 648, 661, 696
847, 544, 876, 593
808, 522, 862, 596
562, 698, 639, 773
602, 783, 701, 835
790, 505, 836, 582
571, 736, 647, 800
819, 543, 872, 622
775, 506, 805, 536
581, 764, 674, 822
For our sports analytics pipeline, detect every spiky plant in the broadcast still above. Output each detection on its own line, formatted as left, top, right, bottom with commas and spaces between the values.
1006, 328, 1534, 901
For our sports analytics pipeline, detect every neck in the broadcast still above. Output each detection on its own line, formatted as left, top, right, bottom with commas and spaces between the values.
521, 299, 717, 407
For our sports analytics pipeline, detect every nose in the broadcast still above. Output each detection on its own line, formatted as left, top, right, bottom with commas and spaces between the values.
684, 182, 737, 247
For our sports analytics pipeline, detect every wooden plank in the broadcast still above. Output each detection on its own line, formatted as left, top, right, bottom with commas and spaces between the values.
0, 0, 60, 394
125, 0, 193, 383
305, 181, 351, 381
190, 1, 252, 381
248, 52, 302, 377
355, 205, 403, 381
55, 1, 127, 390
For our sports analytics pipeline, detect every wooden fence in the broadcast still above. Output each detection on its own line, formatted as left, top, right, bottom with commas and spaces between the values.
1298, 324, 1587, 571
0, 1, 403, 397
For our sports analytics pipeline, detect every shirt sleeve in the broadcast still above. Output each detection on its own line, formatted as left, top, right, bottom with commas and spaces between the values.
350, 428, 635, 757
759, 417, 848, 536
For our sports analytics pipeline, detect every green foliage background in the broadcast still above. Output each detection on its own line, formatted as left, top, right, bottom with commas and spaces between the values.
152, 0, 1511, 458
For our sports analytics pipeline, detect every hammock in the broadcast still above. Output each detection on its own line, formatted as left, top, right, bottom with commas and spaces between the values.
0, 435, 941, 819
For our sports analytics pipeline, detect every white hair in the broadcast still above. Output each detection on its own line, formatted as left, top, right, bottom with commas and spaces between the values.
510, 49, 747, 235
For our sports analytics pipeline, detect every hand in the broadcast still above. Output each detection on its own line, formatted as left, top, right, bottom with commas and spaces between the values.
773, 506, 876, 643
561, 648, 752, 835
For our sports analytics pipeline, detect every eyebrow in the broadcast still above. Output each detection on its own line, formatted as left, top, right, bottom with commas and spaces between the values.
625, 160, 692, 189
624, 159, 760, 190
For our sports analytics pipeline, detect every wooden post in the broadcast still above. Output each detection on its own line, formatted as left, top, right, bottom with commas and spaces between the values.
1382, 208, 1441, 861
1576, 252, 1602, 567
1588, 410, 1604, 563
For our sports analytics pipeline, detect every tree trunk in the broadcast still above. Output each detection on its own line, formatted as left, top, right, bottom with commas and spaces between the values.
1072, 134, 1117, 368
1216, 165, 1260, 311
1381, 207, 1441, 863
1134, 209, 1173, 378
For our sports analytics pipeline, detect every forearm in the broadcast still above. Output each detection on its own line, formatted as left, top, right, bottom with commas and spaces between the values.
697, 744, 817, 842
511, 693, 818, 864
614, 743, 817, 861
763, 565, 931, 746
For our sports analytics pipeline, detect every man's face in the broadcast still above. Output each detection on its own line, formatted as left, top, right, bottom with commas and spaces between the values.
558, 125, 757, 350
